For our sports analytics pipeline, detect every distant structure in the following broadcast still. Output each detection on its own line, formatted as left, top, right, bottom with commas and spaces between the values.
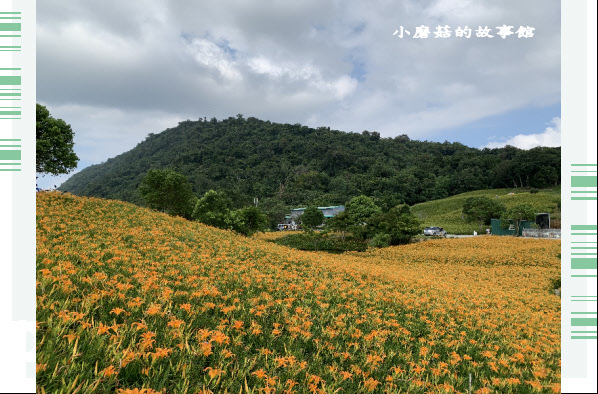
535, 213, 551, 229
490, 213, 551, 236
278, 206, 345, 230
490, 218, 534, 236
287, 206, 345, 220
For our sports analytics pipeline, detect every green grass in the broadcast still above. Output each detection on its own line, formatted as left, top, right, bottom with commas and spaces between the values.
411, 187, 561, 234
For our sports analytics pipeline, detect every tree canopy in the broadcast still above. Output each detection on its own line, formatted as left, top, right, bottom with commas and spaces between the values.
58, 116, 561, 208
192, 190, 268, 236
230, 206, 269, 236
346, 195, 382, 225
326, 210, 350, 240
346, 195, 382, 240
36, 104, 79, 175
300, 206, 325, 231
192, 190, 233, 228
462, 196, 507, 229
369, 204, 422, 245
501, 203, 537, 236
139, 169, 196, 218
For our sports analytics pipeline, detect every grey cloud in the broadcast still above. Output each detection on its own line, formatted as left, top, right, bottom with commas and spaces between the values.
36, 0, 560, 185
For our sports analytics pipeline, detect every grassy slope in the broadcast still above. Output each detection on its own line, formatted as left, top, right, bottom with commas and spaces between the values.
411, 187, 561, 234
36, 192, 560, 393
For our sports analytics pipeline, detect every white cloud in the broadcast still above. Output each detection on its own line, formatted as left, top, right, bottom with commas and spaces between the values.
247, 57, 357, 99
184, 38, 242, 81
36, 0, 561, 180
483, 117, 561, 149
248, 57, 316, 80
319, 75, 358, 100
424, 0, 503, 21
37, 103, 186, 163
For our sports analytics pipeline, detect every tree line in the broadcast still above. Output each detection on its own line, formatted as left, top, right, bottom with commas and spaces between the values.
462, 196, 538, 235
140, 168, 422, 246
59, 115, 561, 212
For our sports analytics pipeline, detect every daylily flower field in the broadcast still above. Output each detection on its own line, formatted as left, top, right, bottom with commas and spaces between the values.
36, 192, 561, 393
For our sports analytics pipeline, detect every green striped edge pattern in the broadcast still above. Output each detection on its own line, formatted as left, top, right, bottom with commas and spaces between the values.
571, 225, 598, 236
0, 22, 20, 33
0, 138, 21, 170
0, 75, 20, 85
570, 225, 597, 276
571, 296, 598, 302
571, 313, 598, 339
571, 164, 598, 200
0, 70, 20, 103
0, 106, 21, 120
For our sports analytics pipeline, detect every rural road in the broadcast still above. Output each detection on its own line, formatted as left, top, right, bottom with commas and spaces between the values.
445, 234, 476, 238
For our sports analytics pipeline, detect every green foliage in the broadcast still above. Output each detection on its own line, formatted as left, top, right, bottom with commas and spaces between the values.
503, 203, 537, 222
412, 188, 561, 234
346, 195, 382, 240
346, 195, 382, 224
369, 204, 422, 245
272, 233, 368, 253
229, 206, 269, 236
192, 190, 233, 229
501, 203, 537, 236
192, 191, 269, 236
139, 169, 195, 218
368, 233, 391, 248
462, 196, 506, 229
36, 103, 79, 175
259, 200, 290, 230
326, 210, 350, 240
58, 116, 561, 210
300, 206, 325, 231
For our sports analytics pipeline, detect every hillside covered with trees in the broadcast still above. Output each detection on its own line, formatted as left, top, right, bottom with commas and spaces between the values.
59, 115, 561, 211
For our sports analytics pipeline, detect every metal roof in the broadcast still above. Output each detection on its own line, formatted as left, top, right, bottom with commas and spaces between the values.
290, 206, 345, 211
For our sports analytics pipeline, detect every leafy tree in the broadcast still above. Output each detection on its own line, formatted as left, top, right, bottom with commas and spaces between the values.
531, 166, 559, 188
139, 169, 196, 218
326, 210, 350, 241
431, 175, 451, 200
36, 104, 79, 175
192, 190, 233, 228
301, 206, 325, 231
230, 206, 269, 236
346, 195, 381, 223
501, 203, 536, 236
299, 206, 325, 251
261, 200, 290, 230
462, 196, 506, 230
346, 195, 382, 240
369, 204, 422, 245
368, 233, 391, 248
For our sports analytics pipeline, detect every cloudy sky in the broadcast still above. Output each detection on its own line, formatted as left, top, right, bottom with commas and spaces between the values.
36, 0, 561, 187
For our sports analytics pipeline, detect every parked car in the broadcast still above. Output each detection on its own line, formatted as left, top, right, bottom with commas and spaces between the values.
277, 222, 298, 231
423, 226, 447, 236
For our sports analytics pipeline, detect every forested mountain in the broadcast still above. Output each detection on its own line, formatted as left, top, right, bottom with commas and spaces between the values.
59, 115, 561, 210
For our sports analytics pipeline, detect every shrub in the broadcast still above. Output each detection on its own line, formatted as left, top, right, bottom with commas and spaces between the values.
368, 233, 391, 248
192, 190, 233, 228
369, 204, 422, 245
230, 206, 269, 236
301, 206, 325, 231
139, 169, 196, 218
